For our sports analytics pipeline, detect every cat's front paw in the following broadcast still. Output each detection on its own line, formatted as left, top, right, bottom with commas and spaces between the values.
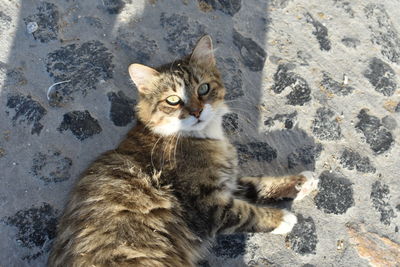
294, 171, 319, 201
271, 210, 297, 235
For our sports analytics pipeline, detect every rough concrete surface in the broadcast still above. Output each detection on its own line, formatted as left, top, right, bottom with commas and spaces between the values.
0, 0, 399, 266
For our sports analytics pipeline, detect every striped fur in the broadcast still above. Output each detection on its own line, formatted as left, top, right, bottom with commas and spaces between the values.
48, 36, 312, 267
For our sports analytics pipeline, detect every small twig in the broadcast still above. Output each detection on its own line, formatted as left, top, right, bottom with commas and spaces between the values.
47, 80, 71, 100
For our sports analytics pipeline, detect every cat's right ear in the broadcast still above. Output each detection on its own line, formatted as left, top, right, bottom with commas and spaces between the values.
128, 64, 159, 94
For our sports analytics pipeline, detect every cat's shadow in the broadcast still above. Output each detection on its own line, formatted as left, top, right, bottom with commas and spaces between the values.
206, 125, 318, 266
0, 0, 316, 266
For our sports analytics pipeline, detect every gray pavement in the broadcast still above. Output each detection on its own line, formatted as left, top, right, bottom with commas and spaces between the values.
0, 0, 399, 266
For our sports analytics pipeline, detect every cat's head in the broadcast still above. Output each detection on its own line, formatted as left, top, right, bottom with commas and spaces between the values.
129, 35, 228, 139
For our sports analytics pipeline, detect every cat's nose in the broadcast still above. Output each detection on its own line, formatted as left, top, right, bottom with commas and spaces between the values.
190, 108, 203, 119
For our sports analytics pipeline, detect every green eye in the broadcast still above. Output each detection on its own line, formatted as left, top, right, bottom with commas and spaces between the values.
166, 95, 181, 105
198, 83, 210, 96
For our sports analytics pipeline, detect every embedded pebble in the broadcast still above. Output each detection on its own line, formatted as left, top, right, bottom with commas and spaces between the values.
107, 91, 136, 127
286, 215, 318, 255
340, 148, 376, 173
46, 41, 114, 106
371, 181, 395, 225
236, 142, 277, 164
31, 150, 73, 183
355, 109, 394, 154
4, 203, 58, 261
312, 107, 342, 140
315, 171, 354, 214
26, 22, 38, 34
23, 2, 60, 43
6, 94, 46, 135
58, 110, 102, 141
364, 57, 397, 96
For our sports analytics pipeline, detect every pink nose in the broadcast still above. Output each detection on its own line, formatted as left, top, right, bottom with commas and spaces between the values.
190, 109, 203, 119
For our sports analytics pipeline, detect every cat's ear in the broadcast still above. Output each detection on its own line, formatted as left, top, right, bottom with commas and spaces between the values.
190, 35, 216, 67
128, 64, 159, 94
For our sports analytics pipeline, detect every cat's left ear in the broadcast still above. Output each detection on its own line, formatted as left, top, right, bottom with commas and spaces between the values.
190, 35, 216, 67
128, 64, 159, 94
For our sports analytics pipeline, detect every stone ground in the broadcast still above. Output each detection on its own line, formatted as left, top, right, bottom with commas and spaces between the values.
0, 0, 399, 266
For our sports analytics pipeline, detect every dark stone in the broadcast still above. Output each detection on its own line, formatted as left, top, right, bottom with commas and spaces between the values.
97, 0, 127, 14
355, 109, 394, 154
24, 2, 59, 43
264, 111, 297, 129
233, 29, 267, 72
58, 110, 102, 141
218, 57, 243, 100
222, 113, 239, 133
312, 107, 342, 140
271, 64, 311, 106
286, 79, 312, 106
340, 148, 376, 173
107, 91, 136, 127
364, 4, 400, 64
46, 41, 114, 106
305, 12, 331, 51
117, 32, 158, 64
297, 50, 312, 66
371, 181, 395, 225
396, 204, 400, 212
395, 102, 400, 113
31, 150, 72, 183
271, 64, 297, 94
287, 144, 323, 169
212, 234, 246, 258
341, 37, 360, 48
236, 142, 277, 164
160, 13, 206, 56
382, 115, 397, 130
197, 0, 241, 16
302, 265, 316, 267
364, 57, 397, 96
286, 215, 317, 255
315, 171, 354, 214
333, 0, 355, 18
321, 72, 354, 96
4, 203, 58, 260
6, 94, 47, 135
396, 226, 399, 233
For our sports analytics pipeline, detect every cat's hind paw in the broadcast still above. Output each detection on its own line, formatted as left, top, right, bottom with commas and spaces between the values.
271, 210, 297, 235
294, 171, 319, 201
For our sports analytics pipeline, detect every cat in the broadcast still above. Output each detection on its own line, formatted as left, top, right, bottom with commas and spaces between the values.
48, 35, 318, 267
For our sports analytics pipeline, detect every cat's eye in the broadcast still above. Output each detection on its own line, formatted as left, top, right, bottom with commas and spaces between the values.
198, 83, 210, 96
165, 95, 181, 105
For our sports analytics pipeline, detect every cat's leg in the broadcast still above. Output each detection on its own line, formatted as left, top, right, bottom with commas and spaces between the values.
213, 198, 297, 235
235, 171, 318, 202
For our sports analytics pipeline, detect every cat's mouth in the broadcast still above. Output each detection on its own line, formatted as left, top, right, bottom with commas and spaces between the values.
190, 118, 208, 130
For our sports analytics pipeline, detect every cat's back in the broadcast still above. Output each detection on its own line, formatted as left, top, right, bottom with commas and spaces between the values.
48, 150, 200, 267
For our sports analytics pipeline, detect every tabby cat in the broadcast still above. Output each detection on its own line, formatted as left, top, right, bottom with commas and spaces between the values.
48, 35, 318, 267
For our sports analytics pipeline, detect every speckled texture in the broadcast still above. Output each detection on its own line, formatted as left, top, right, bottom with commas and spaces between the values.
0, 0, 399, 266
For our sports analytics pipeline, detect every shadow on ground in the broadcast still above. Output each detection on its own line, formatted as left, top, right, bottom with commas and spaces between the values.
0, 0, 323, 266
